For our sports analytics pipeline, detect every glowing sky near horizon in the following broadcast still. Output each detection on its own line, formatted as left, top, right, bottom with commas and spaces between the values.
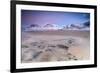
21, 10, 90, 29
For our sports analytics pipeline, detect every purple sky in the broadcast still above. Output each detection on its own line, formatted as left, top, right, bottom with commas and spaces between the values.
21, 10, 90, 30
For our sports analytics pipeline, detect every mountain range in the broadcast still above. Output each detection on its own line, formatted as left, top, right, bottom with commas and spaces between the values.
23, 21, 90, 31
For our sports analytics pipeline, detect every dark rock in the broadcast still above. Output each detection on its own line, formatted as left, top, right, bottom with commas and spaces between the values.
32, 51, 42, 59
48, 45, 56, 48
30, 42, 38, 46
45, 49, 52, 52
21, 45, 29, 48
57, 44, 69, 50
74, 58, 78, 60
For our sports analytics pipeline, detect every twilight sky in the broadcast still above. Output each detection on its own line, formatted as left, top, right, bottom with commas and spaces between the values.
21, 10, 90, 29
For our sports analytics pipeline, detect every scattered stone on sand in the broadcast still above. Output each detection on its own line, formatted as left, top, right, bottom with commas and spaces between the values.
21, 31, 89, 63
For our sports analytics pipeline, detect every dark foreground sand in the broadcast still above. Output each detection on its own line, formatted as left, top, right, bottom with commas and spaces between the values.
21, 30, 90, 63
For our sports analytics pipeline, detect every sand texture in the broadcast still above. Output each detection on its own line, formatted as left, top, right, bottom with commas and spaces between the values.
21, 30, 90, 63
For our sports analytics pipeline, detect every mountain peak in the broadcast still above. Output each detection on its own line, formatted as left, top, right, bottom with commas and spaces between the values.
44, 24, 54, 27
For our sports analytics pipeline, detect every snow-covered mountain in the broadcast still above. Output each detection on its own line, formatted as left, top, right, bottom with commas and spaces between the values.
43, 24, 58, 30
24, 24, 59, 31
23, 21, 90, 31
63, 21, 90, 30
23, 24, 41, 31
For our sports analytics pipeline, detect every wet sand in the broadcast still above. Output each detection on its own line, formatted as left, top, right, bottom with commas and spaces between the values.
21, 30, 90, 63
